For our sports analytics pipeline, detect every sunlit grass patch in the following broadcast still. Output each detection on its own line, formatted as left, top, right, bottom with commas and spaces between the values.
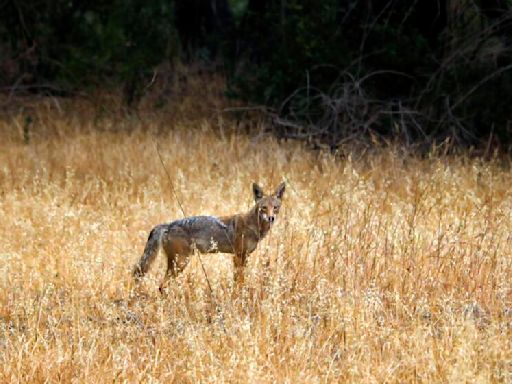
0, 108, 511, 383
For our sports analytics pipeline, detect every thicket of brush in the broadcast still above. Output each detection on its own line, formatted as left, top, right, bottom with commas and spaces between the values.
0, 91, 511, 382
3, 1, 512, 150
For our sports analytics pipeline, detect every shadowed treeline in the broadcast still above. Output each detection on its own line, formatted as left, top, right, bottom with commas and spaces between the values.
2, 1, 512, 150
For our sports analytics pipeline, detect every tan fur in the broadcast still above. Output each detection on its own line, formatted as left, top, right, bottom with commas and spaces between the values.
133, 182, 285, 291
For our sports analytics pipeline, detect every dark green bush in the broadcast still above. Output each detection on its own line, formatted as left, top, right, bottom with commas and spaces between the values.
2, 0, 512, 149
1, 0, 176, 98
228, 0, 512, 149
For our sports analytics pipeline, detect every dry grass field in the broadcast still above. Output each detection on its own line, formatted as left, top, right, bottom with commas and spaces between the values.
0, 98, 511, 383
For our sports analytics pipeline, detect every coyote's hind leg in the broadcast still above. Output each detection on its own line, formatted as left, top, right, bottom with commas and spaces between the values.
159, 239, 192, 293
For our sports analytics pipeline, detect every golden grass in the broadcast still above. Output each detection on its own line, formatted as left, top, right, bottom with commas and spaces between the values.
0, 105, 511, 383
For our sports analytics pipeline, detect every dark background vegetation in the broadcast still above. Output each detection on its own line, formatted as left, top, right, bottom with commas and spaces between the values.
2, 0, 512, 151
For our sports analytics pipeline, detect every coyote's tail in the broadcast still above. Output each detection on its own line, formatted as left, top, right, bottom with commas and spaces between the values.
133, 224, 167, 280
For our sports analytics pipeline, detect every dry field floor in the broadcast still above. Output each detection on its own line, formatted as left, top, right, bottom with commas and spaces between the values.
0, 106, 511, 383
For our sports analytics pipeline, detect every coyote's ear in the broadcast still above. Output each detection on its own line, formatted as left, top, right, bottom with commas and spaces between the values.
253, 183, 264, 202
274, 182, 286, 200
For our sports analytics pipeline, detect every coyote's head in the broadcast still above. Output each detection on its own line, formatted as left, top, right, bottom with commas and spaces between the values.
252, 182, 286, 225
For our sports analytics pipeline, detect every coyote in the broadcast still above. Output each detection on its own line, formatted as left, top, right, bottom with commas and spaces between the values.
133, 182, 285, 290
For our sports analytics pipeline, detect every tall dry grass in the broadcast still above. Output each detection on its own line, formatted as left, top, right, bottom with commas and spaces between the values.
0, 101, 511, 383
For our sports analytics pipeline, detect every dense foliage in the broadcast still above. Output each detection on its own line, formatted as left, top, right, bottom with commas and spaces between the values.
2, 0, 512, 149
0, 0, 176, 104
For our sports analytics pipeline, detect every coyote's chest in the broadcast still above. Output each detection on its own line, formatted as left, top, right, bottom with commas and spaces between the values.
235, 221, 270, 254
239, 232, 259, 254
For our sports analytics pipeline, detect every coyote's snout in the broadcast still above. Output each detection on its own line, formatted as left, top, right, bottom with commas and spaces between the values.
133, 182, 285, 290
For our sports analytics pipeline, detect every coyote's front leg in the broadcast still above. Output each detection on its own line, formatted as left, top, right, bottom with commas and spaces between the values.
233, 252, 248, 288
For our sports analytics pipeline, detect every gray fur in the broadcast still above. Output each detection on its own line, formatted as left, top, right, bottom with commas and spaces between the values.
166, 216, 235, 253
